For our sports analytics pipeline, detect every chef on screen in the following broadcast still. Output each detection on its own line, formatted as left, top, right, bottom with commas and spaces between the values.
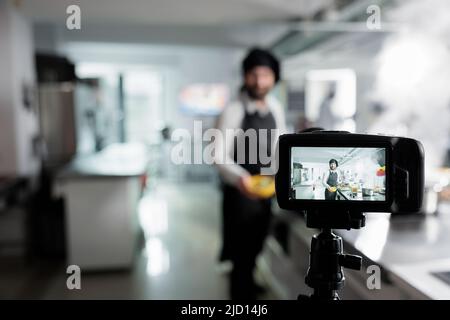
322, 159, 341, 200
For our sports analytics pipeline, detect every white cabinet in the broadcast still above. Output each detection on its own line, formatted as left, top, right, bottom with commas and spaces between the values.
54, 143, 147, 270
56, 176, 142, 270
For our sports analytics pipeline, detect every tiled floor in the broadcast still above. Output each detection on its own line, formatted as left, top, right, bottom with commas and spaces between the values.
0, 180, 276, 299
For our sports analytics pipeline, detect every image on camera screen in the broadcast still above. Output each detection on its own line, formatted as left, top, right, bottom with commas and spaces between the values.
290, 147, 386, 201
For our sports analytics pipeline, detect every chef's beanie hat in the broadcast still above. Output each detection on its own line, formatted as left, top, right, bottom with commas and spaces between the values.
242, 47, 280, 83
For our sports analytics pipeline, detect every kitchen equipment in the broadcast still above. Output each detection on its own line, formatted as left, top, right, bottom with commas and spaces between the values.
351, 185, 358, 197
38, 83, 77, 166
362, 187, 374, 196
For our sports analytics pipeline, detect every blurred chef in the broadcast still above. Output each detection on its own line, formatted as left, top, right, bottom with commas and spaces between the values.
214, 48, 286, 299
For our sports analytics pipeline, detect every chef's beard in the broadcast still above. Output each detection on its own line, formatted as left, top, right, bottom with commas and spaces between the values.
245, 86, 271, 101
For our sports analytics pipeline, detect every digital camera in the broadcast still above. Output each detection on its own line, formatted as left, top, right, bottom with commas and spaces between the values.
275, 131, 424, 215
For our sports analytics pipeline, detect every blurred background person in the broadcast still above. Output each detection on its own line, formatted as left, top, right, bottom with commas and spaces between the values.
316, 83, 337, 131
214, 48, 286, 299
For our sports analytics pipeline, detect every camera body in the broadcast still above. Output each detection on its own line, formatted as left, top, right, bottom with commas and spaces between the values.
275, 131, 424, 215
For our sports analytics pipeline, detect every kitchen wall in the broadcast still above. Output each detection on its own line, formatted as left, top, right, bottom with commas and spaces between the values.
0, 0, 40, 177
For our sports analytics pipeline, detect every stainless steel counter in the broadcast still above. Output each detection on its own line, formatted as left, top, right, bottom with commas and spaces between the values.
337, 188, 385, 201
54, 143, 148, 270
334, 204, 450, 299
57, 156, 146, 179
56, 143, 148, 179
262, 202, 450, 299
336, 207, 450, 265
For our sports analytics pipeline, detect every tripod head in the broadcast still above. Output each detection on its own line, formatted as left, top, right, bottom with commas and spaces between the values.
300, 210, 365, 300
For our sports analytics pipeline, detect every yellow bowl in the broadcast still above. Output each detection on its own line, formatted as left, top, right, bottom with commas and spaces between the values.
329, 187, 337, 192
248, 175, 276, 198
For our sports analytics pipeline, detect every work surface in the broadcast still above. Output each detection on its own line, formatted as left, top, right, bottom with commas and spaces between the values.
282, 202, 450, 299
54, 143, 148, 270
338, 203, 450, 299
56, 143, 148, 179
337, 207, 450, 265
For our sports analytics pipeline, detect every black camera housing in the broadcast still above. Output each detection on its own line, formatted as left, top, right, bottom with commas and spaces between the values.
275, 131, 424, 215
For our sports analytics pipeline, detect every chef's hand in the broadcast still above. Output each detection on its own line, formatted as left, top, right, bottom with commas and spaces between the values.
238, 175, 259, 199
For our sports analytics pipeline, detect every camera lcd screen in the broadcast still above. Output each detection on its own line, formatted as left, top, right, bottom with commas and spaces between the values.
290, 147, 386, 201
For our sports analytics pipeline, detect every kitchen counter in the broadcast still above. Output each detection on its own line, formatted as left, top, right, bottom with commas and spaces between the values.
54, 143, 148, 270
57, 143, 148, 179
260, 202, 450, 299
337, 188, 385, 201
335, 204, 450, 299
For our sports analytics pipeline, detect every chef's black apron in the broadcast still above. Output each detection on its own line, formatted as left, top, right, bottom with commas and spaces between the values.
220, 102, 276, 299
325, 171, 338, 200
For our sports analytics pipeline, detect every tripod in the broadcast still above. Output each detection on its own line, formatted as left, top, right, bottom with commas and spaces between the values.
299, 210, 365, 300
